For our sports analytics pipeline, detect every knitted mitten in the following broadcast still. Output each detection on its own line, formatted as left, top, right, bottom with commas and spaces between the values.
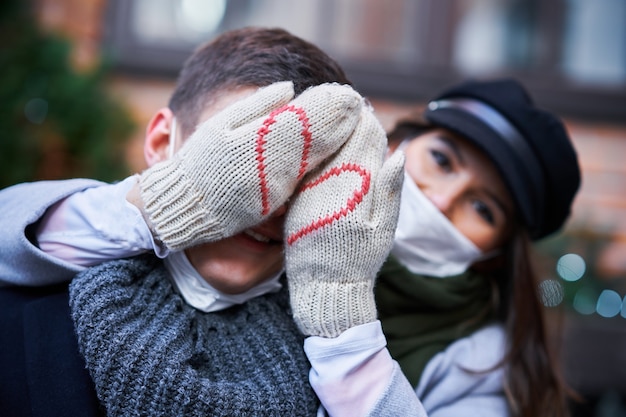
285, 104, 405, 338
140, 81, 362, 250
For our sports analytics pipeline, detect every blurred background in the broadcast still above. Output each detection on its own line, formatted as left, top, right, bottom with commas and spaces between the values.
1, 0, 625, 415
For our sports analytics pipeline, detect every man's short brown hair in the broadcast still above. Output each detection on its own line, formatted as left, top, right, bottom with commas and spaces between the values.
168, 27, 351, 136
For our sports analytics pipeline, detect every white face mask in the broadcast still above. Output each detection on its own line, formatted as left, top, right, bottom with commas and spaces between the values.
168, 117, 177, 159
391, 170, 485, 278
164, 251, 283, 312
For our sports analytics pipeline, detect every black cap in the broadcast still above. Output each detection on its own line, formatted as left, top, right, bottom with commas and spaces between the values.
423, 79, 581, 240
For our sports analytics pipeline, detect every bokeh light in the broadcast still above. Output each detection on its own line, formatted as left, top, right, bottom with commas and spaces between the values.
539, 279, 565, 307
557, 253, 586, 282
24, 98, 48, 124
573, 286, 597, 315
596, 289, 622, 318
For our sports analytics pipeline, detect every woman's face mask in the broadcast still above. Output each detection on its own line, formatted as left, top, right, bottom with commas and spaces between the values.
392, 170, 484, 277
390, 131, 514, 276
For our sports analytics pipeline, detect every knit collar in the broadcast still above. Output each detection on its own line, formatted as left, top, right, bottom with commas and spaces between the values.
375, 256, 494, 387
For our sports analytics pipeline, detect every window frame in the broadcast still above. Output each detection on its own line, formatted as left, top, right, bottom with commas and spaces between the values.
102, 0, 626, 124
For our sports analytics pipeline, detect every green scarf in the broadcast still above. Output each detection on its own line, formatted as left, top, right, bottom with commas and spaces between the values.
375, 256, 494, 387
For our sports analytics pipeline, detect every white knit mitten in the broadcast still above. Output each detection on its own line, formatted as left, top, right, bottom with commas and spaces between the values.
285, 104, 405, 338
139, 82, 362, 250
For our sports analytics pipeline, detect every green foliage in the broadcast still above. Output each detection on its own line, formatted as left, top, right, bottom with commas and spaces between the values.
0, 2, 135, 189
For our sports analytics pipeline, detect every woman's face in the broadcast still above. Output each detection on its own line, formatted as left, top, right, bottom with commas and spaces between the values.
398, 128, 515, 253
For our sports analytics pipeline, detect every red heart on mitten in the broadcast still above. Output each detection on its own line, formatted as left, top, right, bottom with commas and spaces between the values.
256, 104, 312, 216
287, 163, 371, 245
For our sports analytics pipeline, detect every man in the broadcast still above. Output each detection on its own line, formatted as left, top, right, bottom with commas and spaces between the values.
0, 27, 375, 416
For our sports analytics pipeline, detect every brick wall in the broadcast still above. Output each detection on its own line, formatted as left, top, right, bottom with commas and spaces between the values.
35, 0, 106, 71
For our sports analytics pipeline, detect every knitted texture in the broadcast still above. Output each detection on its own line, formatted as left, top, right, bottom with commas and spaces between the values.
285, 105, 405, 338
140, 81, 362, 250
69, 255, 319, 417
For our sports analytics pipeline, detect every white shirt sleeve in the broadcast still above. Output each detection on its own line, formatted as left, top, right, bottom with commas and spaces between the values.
305, 321, 509, 417
304, 320, 395, 417
36, 175, 168, 268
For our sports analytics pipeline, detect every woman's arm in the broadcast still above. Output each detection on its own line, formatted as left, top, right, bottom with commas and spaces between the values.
305, 321, 428, 417
0, 178, 104, 286
307, 323, 509, 417
0, 177, 159, 286
36, 176, 165, 267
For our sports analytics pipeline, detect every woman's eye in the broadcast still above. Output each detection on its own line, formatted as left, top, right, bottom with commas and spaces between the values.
430, 149, 452, 172
472, 200, 495, 225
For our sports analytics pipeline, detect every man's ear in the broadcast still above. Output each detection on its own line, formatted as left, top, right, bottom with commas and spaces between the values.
144, 108, 175, 167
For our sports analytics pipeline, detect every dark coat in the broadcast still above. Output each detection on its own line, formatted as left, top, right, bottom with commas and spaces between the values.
0, 283, 103, 417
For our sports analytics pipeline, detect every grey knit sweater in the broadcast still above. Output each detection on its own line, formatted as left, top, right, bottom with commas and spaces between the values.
69, 255, 319, 416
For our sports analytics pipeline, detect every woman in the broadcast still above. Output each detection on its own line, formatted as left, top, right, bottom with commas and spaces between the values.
288, 78, 581, 417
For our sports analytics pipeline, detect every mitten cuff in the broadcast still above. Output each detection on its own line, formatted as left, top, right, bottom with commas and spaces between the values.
289, 278, 377, 338
140, 161, 221, 250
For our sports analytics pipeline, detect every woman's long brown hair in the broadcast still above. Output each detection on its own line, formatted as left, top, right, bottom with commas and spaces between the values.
495, 229, 573, 417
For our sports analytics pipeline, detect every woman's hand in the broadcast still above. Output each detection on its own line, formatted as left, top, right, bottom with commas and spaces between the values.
285, 104, 405, 338
139, 81, 363, 251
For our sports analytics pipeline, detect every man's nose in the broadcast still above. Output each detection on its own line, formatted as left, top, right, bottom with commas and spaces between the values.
270, 203, 288, 218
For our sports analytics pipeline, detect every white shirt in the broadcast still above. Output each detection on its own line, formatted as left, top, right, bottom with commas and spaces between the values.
36, 175, 167, 264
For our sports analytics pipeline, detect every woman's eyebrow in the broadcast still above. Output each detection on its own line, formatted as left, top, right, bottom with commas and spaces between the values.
484, 189, 510, 218
443, 134, 513, 218
438, 133, 513, 217
438, 135, 465, 165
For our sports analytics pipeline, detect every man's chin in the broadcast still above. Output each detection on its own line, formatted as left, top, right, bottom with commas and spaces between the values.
184, 235, 284, 294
